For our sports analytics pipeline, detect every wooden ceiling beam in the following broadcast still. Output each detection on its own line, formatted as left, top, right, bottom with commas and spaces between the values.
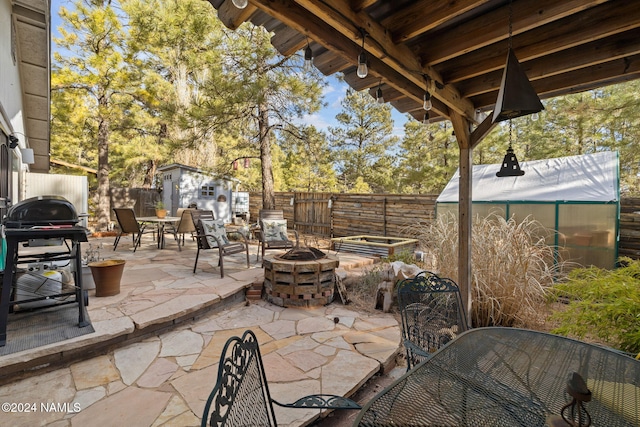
439, 2, 640, 83
271, 26, 307, 57
350, 0, 377, 13
420, 0, 608, 66
457, 31, 640, 98
294, 0, 477, 122
233, 0, 450, 119
313, 49, 352, 75
470, 54, 640, 109
385, 0, 491, 44
215, 0, 258, 30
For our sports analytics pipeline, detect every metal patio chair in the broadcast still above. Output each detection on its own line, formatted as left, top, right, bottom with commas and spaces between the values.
201, 329, 360, 427
193, 214, 250, 277
254, 209, 298, 261
397, 271, 469, 370
112, 208, 157, 253
174, 208, 196, 250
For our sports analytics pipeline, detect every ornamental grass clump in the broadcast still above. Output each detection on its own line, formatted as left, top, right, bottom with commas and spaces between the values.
550, 258, 640, 354
405, 212, 562, 328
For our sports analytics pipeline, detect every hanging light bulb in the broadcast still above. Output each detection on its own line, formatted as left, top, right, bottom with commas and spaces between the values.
376, 81, 384, 103
422, 113, 429, 124
357, 51, 368, 78
304, 42, 313, 72
423, 91, 432, 111
531, 112, 539, 121
356, 29, 368, 78
232, 0, 248, 9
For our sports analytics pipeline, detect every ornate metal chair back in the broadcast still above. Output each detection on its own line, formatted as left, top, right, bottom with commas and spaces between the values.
201, 330, 360, 426
397, 271, 468, 370
202, 330, 276, 427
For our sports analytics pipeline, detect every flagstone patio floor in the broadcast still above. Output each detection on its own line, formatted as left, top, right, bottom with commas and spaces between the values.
0, 233, 403, 426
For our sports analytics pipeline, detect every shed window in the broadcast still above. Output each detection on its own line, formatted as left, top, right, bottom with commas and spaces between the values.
201, 184, 216, 198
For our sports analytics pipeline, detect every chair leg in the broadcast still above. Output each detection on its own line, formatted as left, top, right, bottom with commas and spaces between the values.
133, 233, 142, 253
219, 248, 224, 278
193, 248, 200, 273
113, 233, 122, 251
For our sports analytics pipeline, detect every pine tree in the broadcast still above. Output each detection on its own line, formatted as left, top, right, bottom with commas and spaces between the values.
329, 88, 398, 192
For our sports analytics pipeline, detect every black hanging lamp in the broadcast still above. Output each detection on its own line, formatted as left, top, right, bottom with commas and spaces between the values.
496, 120, 525, 177
304, 40, 313, 72
376, 80, 384, 103
492, 0, 543, 123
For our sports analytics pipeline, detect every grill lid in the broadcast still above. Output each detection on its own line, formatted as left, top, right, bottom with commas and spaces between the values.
5, 195, 79, 228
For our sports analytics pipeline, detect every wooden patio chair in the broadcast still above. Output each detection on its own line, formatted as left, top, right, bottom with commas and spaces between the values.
193, 213, 250, 277
397, 271, 468, 370
255, 209, 299, 261
201, 329, 360, 427
112, 208, 157, 253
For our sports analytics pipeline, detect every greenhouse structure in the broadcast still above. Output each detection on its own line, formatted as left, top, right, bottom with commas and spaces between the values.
437, 151, 620, 270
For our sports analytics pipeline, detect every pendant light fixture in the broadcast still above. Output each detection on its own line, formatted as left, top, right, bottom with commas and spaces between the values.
376, 80, 384, 103
356, 28, 368, 78
492, 0, 543, 123
423, 91, 432, 111
423, 75, 432, 111
304, 41, 313, 72
496, 120, 525, 177
232, 0, 248, 9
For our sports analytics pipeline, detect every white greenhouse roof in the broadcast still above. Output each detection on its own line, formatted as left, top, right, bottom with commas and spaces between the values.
437, 151, 619, 203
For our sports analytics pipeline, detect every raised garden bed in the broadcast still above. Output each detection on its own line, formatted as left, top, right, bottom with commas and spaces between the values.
330, 235, 418, 257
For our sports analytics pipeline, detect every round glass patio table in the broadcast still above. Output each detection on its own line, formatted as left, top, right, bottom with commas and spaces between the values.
354, 327, 640, 426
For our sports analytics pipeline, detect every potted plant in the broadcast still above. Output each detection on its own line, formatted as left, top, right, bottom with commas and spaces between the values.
155, 200, 167, 219
81, 243, 102, 290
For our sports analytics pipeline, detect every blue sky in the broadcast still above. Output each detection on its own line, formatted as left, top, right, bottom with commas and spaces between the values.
50, 0, 408, 137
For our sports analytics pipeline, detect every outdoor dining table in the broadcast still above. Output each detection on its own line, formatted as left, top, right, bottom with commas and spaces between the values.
354, 327, 639, 426
137, 216, 180, 249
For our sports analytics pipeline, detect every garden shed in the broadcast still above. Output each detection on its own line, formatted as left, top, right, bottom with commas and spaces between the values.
437, 151, 620, 270
157, 163, 239, 223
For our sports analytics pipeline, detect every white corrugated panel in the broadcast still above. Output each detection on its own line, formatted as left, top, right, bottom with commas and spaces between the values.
25, 173, 89, 226
437, 151, 619, 203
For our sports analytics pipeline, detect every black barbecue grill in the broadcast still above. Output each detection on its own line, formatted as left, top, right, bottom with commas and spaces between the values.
0, 195, 90, 347
5, 195, 80, 228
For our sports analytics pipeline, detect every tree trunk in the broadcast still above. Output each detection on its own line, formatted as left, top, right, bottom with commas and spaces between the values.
258, 102, 276, 209
96, 99, 111, 231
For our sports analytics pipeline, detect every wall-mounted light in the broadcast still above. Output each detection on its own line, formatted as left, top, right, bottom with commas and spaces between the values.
8, 135, 19, 149
290, 197, 295, 206
232, 0, 248, 9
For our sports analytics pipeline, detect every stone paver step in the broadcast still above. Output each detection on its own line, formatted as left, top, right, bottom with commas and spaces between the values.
0, 234, 398, 427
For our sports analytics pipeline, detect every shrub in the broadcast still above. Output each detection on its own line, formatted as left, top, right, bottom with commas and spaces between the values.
404, 212, 562, 328
550, 257, 640, 354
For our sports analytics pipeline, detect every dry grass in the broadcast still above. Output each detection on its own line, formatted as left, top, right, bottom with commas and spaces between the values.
404, 212, 564, 328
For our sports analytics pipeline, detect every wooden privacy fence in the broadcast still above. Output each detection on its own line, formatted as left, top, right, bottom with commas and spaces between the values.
249, 192, 438, 238
109, 189, 640, 261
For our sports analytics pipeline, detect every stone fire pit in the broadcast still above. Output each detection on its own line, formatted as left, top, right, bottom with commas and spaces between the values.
263, 246, 339, 308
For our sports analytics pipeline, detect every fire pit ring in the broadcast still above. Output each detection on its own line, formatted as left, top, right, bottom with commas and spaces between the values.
263, 247, 338, 308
